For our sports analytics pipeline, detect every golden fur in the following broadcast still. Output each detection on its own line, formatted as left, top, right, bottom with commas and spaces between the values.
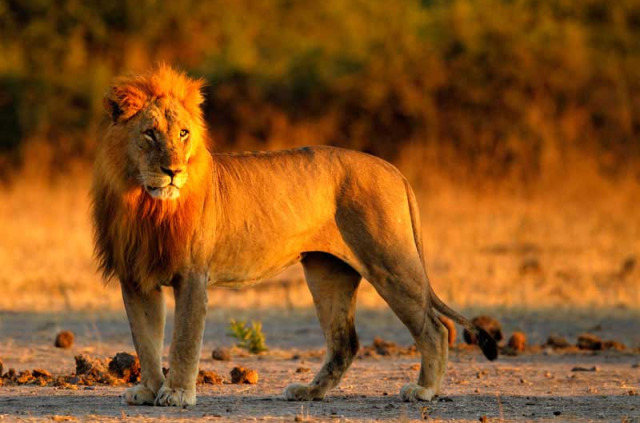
92, 65, 496, 407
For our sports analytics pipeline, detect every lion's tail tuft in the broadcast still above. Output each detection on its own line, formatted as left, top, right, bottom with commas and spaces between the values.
476, 327, 498, 361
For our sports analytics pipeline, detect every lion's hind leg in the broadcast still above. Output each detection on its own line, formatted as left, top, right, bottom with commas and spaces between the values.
284, 253, 361, 401
366, 264, 448, 402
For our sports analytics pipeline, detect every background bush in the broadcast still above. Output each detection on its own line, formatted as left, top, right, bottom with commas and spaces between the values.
1, 0, 638, 182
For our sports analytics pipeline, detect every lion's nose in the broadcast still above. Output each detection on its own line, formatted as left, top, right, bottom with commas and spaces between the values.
160, 166, 185, 178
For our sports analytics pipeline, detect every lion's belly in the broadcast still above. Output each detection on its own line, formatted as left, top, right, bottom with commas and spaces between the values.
208, 250, 303, 288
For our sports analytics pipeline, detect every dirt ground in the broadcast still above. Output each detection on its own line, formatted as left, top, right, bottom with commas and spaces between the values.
0, 309, 639, 422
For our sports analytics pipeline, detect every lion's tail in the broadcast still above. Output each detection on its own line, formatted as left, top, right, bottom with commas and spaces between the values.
403, 178, 498, 361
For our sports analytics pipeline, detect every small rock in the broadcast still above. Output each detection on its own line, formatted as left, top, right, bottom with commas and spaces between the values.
372, 337, 398, 355
603, 340, 626, 351
571, 366, 598, 372
75, 355, 96, 375
508, 332, 527, 352
438, 316, 456, 347
55, 331, 75, 349
464, 316, 503, 345
544, 335, 571, 349
16, 370, 34, 384
108, 352, 140, 382
32, 368, 52, 380
197, 370, 224, 385
295, 367, 310, 373
230, 366, 259, 384
74, 354, 109, 382
577, 333, 602, 351
4, 368, 16, 382
212, 347, 232, 361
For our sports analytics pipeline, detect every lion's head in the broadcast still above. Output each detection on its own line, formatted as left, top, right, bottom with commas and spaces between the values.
101, 64, 207, 200
93, 65, 213, 288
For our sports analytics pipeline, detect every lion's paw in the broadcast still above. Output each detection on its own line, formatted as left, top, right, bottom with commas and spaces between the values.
284, 383, 324, 401
155, 386, 196, 407
400, 383, 436, 402
122, 384, 156, 406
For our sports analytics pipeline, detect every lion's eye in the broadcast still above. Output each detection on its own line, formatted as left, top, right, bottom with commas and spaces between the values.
180, 129, 189, 139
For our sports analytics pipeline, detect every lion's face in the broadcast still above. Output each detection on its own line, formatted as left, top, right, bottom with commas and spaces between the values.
102, 65, 206, 201
127, 98, 197, 200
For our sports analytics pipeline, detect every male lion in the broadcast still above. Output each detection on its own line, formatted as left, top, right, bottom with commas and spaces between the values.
92, 65, 496, 407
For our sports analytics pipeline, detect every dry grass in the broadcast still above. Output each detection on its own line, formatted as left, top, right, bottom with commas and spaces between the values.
0, 161, 638, 312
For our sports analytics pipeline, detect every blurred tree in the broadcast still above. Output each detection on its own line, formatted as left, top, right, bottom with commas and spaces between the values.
0, 0, 638, 181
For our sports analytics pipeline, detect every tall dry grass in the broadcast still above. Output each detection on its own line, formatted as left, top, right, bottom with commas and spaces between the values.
0, 152, 637, 312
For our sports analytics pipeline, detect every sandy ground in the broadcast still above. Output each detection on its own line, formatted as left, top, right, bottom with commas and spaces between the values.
1, 309, 639, 422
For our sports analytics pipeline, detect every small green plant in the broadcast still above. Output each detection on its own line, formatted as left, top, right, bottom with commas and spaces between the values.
227, 319, 268, 354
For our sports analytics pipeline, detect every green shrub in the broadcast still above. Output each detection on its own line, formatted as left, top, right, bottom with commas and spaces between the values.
227, 319, 268, 354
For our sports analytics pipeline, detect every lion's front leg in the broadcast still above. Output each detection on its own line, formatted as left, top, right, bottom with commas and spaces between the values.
120, 282, 166, 405
155, 272, 208, 407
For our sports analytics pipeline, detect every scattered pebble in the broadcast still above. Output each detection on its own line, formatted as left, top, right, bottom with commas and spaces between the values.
211, 347, 232, 361
602, 340, 626, 351
108, 352, 140, 383
372, 337, 398, 356
197, 370, 224, 385
577, 334, 602, 351
295, 367, 310, 373
571, 366, 598, 372
508, 332, 527, 352
360, 337, 417, 357
32, 369, 52, 379
544, 335, 571, 349
54, 331, 75, 349
230, 366, 259, 384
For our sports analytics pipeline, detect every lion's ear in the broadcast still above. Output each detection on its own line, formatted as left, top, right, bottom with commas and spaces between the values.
182, 78, 206, 116
103, 85, 147, 123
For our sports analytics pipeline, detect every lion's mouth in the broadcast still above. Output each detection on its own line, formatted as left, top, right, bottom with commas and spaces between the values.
144, 184, 180, 200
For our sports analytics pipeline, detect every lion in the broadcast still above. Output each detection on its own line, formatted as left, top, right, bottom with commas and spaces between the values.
91, 65, 497, 407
